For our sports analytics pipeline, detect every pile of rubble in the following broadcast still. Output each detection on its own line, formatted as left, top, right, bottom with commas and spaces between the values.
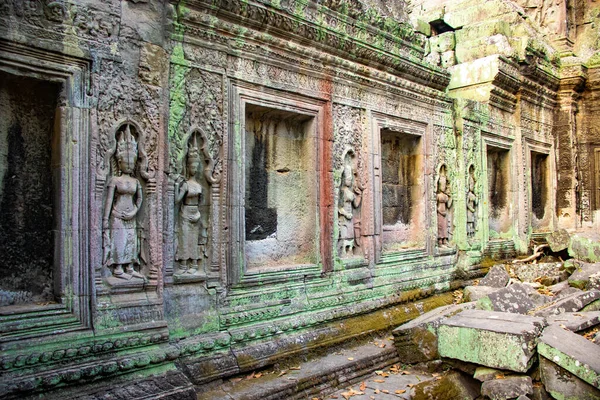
393, 259, 600, 399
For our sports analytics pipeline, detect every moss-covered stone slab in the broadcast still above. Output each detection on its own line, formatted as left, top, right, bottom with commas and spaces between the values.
532, 290, 600, 318
569, 262, 600, 290
538, 324, 600, 388
393, 302, 475, 364
539, 356, 600, 400
438, 310, 546, 372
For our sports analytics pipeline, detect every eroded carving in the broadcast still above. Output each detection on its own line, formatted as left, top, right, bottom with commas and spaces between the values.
338, 150, 363, 257
174, 133, 208, 276
436, 165, 453, 247
467, 165, 478, 238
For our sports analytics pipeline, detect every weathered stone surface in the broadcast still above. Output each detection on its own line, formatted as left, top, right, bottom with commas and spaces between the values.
570, 263, 600, 290
547, 229, 571, 252
473, 366, 504, 382
538, 324, 600, 388
480, 265, 511, 288
393, 302, 475, 363
478, 283, 535, 315
546, 312, 600, 332
412, 370, 480, 400
464, 285, 499, 302
438, 310, 546, 372
480, 375, 533, 400
533, 290, 600, 318
590, 273, 600, 291
539, 356, 600, 400
515, 263, 569, 286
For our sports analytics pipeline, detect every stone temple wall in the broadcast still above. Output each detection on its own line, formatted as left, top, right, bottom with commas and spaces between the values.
0, 0, 595, 398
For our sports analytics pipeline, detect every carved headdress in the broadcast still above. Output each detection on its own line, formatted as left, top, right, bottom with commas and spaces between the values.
116, 124, 138, 160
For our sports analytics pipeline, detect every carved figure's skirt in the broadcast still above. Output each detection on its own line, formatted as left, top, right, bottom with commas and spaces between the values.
437, 212, 448, 239
339, 217, 354, 241
176, 205, 201, 260
108, 216, 138, 264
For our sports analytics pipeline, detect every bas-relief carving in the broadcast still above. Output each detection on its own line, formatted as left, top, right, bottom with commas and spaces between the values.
467, 165, 478, 239
338, 153, 363, 257
102, 122, 148, 283
436, 165, 453, 247
173, 131, 220, 278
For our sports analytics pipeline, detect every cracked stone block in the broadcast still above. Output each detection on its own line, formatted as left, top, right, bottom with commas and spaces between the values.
479, 265, 510, 288
539, 356, 600, 400
538, 324, 600, 389
464, 285, 499, 302
569, 262, 600, 290
532, 290, 600, 318
546, 312, 600, 332
438, 310, 546, 373
412, 370, 480, 400
393, 302, 475, 364
478, 283, 535, 315
481, 375, 533, 400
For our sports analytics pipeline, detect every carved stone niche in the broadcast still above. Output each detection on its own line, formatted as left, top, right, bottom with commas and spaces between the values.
529, 146, 553, 232
171, 128, 220, 284
486, 146, 512, 238
0, 40, 92, 337
372, 113, 428, 259
228, 82, 328, 285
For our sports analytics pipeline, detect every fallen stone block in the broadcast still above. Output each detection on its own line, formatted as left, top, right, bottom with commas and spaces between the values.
569, 262, 600, 290
583, 300, 600, 312
546, 312, 600, 332
473, 366, 504, 382
477, 283, 535, 315
556, 287, 584, 299
590, 273, 600, 291
539, 355, 600, 400
480, 265, 510, 287
547, 229, 571, 252
438, 310, 545, 373
538, 324, 600, 388
481, 375, 533, 400
412, 370, 480, 400
393, 302, 475, 364
515, 262, 568, 286
532, 290, 600, 318
464, 285, 499, 302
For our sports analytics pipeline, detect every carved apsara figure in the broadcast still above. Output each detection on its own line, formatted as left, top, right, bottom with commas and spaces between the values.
103, 125, 145, 280
436, 166, 453, 247
174, 136, 207, 275
466, 168, 477, 238
338, 163, 362, 257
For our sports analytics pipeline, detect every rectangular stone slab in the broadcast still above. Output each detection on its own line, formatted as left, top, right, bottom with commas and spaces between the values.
438, 310, 545, 373
546, 312, 600, 332
538, 324, 600, 388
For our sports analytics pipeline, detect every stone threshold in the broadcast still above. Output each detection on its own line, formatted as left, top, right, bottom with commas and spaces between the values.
197, 336, 399, 400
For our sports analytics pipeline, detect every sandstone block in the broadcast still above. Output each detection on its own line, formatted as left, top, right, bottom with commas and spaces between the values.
438, 310, 545, 372
538, 324, 600, 388
532, 290, 600, 318
478, 283, 535, 315
539, 356, 600, 399
393, 302, 475, 364
480, 265, 510, 288
412, 370, 480, 400
569, 262, 600, 290
481, 375, 533, 400
547, 229, 571, 252
463, 285, 499, 302
546, 312, 600, 332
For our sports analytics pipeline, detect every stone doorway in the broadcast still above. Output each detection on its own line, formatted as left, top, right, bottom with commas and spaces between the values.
486, 147, 511, 238
0, 72, 60, 307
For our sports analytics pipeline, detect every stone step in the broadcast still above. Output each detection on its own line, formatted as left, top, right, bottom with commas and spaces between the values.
197, 336, 399, 400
